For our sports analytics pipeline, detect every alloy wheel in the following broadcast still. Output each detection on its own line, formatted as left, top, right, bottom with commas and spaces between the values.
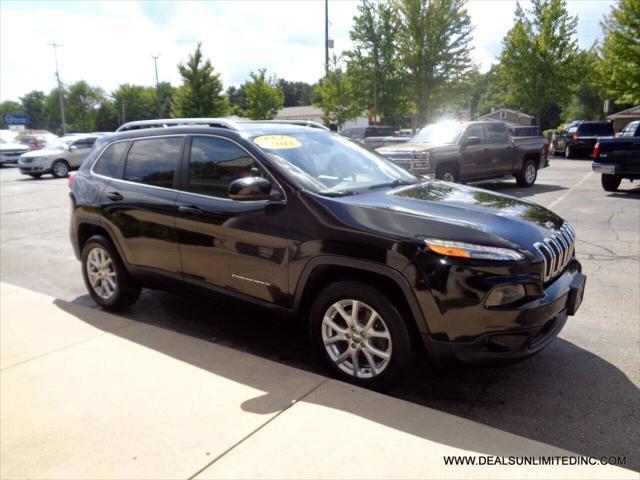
86, 247, 117, 300
441, 171, 455, 182
321, 299, 392, 379
525, 164, 536, 184
53, 161, 69, 177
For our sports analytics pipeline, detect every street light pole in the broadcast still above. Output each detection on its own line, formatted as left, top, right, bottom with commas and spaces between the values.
151, 53, 161, 116
48, 42, 66, 134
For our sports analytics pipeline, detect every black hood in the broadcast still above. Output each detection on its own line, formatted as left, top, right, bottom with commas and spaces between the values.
309, 181, 565, 253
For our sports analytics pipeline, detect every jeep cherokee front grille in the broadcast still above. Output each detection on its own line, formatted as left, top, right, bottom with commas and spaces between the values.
533, 223, 576, 282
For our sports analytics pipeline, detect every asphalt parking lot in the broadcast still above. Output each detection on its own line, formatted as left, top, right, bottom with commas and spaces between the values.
1, 157, 639, 470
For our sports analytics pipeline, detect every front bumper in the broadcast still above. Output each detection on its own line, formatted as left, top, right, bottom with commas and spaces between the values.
419, 260, 585, 366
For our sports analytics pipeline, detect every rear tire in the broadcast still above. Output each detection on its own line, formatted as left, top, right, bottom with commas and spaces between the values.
436, 164, 458, 183
564, 145, 574, 159
515, 159, 538, 187
309, 281, 414, 390
601, 174, 621, 192
81, 235, 141, 310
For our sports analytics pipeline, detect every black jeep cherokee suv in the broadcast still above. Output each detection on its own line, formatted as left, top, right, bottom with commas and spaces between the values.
69, 118, 586, 388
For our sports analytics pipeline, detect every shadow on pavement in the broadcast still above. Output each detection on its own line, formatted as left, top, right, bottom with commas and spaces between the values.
58, 289, 639, 470
480, 181, 568, 197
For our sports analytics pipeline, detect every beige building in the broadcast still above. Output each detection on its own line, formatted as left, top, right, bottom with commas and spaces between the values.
607, 105, 640, 132
478, 108, 535, 126
275, 105, 369, 131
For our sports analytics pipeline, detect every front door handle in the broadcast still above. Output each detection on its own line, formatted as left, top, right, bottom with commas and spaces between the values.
106, 191, 123, 201
179, 205, 205, 215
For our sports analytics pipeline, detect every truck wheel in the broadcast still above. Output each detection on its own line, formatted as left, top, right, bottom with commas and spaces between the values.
601, 174, 621, 192
81, 235, 141, 311
51, 160, 70, 178
515, 160, 538, 187
309, 281, 413, 390
564, 145, 573, 159
436, 165, 458, 183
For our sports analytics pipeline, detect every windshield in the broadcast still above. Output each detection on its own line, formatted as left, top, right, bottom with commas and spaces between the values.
411, 121, 464, 145
41, 136, 76, 150
251, 131, 418, 195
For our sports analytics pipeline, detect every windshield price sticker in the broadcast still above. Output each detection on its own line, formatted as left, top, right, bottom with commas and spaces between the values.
254, 135, 301, 149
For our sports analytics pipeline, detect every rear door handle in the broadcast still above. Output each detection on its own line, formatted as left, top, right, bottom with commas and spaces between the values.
179, 205, 205, 215
106, 191, 123, 201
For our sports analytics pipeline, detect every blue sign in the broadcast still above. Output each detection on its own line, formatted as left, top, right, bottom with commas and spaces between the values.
3, 114, 29, 125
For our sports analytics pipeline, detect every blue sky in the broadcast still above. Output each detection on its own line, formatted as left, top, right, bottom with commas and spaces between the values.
0, 0, 614, 102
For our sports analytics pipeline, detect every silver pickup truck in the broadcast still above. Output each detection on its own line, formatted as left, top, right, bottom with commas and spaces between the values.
377, 120, 549, 187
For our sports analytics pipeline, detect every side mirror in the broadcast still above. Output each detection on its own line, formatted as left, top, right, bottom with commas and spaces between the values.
69, 145, 78, 151
229, 176, 274, 201
464, 136, 481, 147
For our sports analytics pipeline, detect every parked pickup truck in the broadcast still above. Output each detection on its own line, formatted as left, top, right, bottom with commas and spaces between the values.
377, 120, 549, 187
592, 120, 640, 192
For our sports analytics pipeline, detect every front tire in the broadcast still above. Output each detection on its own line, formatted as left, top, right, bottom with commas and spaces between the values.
515, 159, 538, 187
51, 159, 70, 178
309, 281, 413, 390
601, 174, 621, 192
436, 164, 458, 183
81, 235, 141, 310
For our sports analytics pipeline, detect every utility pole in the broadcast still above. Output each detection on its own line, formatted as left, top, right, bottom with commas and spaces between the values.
324, 0, 329, 75
48, 42, 66, 134
152, 53, 161, 116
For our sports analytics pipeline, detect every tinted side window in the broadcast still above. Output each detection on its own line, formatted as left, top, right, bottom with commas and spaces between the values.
123, 137, 182, 188
486, 123, 508, 142
93, 142, 128, 178
465, 124, 486, 143
187, 136, 267, 198
73, 137, 97, 149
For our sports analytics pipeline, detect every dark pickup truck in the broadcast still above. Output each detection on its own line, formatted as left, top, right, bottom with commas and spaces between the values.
377, 120, 549, 187
592, 120, 640, 191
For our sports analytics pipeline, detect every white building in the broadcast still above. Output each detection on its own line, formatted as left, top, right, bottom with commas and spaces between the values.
275, 105, 369, 131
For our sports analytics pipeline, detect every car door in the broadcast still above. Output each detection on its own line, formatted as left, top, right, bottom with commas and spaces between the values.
100, 135, 184, 275
68, 137, 97, 167
483, 123, 513, 175
174, 135, 290, 306
459, 123, 487, 179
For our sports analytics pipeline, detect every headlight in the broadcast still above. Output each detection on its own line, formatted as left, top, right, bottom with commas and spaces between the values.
424, 238, 525, 261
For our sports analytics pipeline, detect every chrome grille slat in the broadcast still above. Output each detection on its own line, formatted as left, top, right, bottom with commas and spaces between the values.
533, 222, 576, 282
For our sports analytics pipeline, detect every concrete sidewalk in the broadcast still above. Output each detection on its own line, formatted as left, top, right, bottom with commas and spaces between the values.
0, 283, 635, 479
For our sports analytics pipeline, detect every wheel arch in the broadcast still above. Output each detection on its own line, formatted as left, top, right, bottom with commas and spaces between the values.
292, 256, 430, 338
75, 218, 128, 267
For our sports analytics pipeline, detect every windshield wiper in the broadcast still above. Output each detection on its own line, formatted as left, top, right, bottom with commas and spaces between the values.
319, 190, 358, 197
368, 179, 415, 190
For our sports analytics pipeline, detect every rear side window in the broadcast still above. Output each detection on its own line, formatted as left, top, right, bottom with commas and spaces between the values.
578, 123, 614, 136
72, 137, 97, 149
93, 142, 127, 178
123, 137, 182, 188
486, 123, 508, 142
187, 136, 268, 198
619, 121, 639, 137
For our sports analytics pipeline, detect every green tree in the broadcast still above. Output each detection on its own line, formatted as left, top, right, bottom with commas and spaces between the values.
112, 84, 157, 124
226, 85, 248, 116
277, 80, 315, 107
314, 56, 363, 128
94, 101, 119, 131
19, 91, 48, 129
44, 87, 67, 134
243, 68, 284, 120
562, 50, 605, 121
156, 81, 175, 118
347, 0, 407, 126
66, 81, 105, 132
172, 43, 228, 117
498, 0, 580, 128
0, 100, 23, 128
395, 0, 473, 125
598, 0, 640, 105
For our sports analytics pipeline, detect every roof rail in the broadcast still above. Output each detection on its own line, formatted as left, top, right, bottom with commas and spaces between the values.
115, 118, 239, 133
248, 120, 330, 130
